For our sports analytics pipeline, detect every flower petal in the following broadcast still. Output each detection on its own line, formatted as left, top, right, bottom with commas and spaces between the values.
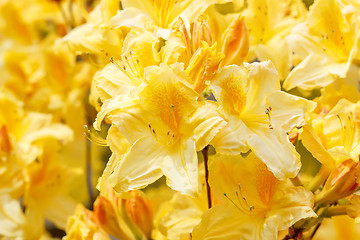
109, 136, 165, 192
247, 126, 301, 180
266, 91, 316, 132
161, 138, 199, 196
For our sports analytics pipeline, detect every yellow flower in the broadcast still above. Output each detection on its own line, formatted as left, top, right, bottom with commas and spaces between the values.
192, 153, 316, 240
284, 0, 360, 90
23, 143, 78, 238
106, 64, 225, 196
92, 28, 160, 129
110, 0, 232, 39
63, 0, 127, 57
302, 98, 360, 167
210, 61, 316, 179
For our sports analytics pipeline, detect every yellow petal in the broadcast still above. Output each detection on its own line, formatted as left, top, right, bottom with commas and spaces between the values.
109, 136, 165, 192
192, 203, 263, 240
0, 195, 26, 238
161, 138, 199, 196
184, 101, 226, 151
246, 126, 301, 180
266, 91, 317, 132
283, 53, 347, 91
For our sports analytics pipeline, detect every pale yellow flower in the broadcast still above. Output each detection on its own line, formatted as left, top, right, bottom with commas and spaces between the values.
210, 61, 316, 179
63, 0, 127, 57
284, 0, 360, 90
92, 28, 160, 129
192, 153, 316, 240
105, 64, 225, 196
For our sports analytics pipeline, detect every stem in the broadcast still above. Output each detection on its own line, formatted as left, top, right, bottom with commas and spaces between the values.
291, 175, 303, 187
202, 145, 212, 209
309, 221, 322, 239
86, 136, 95, 210
308, 165, 331, 193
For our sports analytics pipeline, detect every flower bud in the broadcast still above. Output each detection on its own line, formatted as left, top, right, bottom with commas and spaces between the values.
186, 41, 224, 93
220, 16, 249, 67
192, 15, 213, 52
94, 191, 136, 240
64, 204, 110, 240
161, 17, 191, 66
315, 159, 360, 205
126, 190, 154, 239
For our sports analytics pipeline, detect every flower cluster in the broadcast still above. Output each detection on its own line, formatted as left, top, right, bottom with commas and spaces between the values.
1, 0, 360, 239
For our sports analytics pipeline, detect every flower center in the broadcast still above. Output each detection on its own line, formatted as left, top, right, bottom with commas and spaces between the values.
220, 74, 247, 116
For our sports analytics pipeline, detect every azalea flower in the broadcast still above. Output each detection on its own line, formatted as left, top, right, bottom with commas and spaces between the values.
210, 61, 316, 179
105, 63, 225, 196
192, 152, 316, 240
284, 0, 360, 90
302, 98, 360, 168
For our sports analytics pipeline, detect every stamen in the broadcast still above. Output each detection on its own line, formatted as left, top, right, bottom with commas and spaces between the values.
84, 125, 107, 146
265, 107, 273, 129
336, 114, 346, 147
110, 57, 141, 85
148, 122, 158, 140
223, 193, 241, 211
237, 184, 251, 209
167, 133, 175, 145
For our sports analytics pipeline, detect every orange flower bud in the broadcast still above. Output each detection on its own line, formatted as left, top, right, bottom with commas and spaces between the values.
126, 190, 154, 239
315, 159, 360, 205
64, 204, 110, 240
220, 16, 249, 67
94, 195, 125, 239
192, 15, 213, 52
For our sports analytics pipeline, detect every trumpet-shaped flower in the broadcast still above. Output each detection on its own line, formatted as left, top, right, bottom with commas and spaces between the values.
241, 0, 307, 79
284, 0, 360, 90
192, 153, 316, 240
302, 98, 360, 167
211, 61, 316, 179
106, 64, 225, 196
92, 28, 160, 129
